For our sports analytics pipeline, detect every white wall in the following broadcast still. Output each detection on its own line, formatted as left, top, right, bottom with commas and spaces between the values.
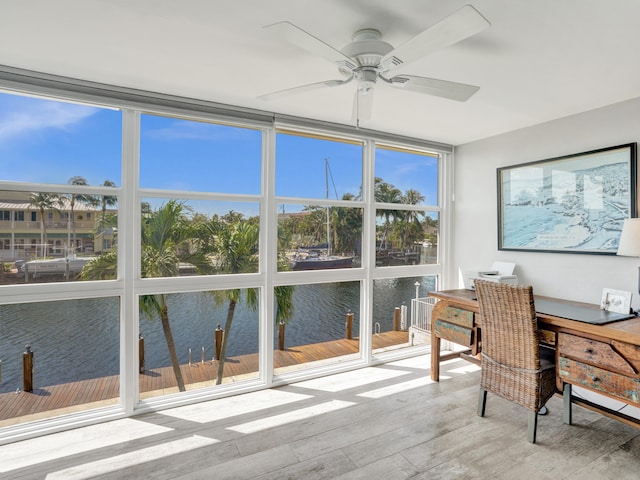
452, 96, 640, 310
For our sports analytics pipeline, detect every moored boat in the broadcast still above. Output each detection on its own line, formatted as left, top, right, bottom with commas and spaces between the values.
20, 256, 96, 276
291, 253, 353, 270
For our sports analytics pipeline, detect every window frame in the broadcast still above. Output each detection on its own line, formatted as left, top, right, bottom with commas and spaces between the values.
0, 67, 453, 444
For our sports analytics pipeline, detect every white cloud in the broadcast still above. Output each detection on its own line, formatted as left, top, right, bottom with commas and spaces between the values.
0, 99, 98, 142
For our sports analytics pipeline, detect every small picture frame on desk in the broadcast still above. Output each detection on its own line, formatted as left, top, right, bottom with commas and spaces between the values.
600, 288, 632, 314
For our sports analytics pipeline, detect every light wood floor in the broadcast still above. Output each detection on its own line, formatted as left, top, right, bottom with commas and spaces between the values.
2, 355, 640, 479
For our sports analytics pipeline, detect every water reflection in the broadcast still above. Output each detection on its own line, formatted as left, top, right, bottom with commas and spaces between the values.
0, 276, 435, 393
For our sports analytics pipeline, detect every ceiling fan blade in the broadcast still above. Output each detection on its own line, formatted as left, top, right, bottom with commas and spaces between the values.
389, 75, 479, 102
352, 89, 374, 126
258, 77, 352, 101
264, 21, 357, 71
380, 5, 490, 71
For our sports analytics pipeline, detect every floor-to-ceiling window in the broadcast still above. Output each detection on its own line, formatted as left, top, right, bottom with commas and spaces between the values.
274, 130, 366, 374
0, 91, 122, 428
0, 73, 450, 443
137, 114, 264, 398
371, 144, 441, 355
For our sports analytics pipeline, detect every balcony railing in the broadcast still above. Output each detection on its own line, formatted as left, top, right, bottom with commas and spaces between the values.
410, 296, 437, 333
0, 220, 95, 232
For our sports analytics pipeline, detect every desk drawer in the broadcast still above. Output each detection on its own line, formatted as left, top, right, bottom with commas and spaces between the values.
558, 333, 637, 375
437, 307, 474, 328
558, 357, 640, 405
434, 319, 473, 347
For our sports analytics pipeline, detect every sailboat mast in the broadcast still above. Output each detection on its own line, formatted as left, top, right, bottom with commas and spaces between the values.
325, 158, 331, 256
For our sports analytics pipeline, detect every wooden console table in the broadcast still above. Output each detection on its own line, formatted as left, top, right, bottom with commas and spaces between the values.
429, 289, 640, 428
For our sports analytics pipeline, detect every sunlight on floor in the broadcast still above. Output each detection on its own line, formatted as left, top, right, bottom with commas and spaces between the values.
293, 365, 411, 393
358, 376, 435, 399
1, 418, 174, 473
160, 389, 313, 424
46, 435, 218, 480
227, 400, 355, 434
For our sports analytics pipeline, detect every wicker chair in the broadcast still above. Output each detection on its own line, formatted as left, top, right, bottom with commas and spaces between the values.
475, 279, 556, 443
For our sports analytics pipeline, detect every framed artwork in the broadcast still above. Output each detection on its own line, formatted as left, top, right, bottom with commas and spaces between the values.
600, 288, 632, 314
498, 143, 637, 254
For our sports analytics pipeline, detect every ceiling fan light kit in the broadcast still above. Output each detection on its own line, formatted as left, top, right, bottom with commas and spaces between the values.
261, 4, 490, 124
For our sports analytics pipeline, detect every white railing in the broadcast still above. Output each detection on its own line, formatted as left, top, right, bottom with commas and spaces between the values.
410, 296, 438, 333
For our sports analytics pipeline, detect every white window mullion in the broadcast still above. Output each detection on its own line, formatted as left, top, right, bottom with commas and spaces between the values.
261, 127, 276, 387
361, 138, 376, 365
440, 151, 454, 289
121, 109, 141, 414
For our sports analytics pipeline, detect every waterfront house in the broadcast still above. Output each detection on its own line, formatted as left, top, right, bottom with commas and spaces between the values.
0, 190, 115, 260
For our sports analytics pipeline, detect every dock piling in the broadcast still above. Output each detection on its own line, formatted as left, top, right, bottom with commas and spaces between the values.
393, 307, 401, 331
214, 325, 224, 360
139, 335, 145, 373
278, 322, 286, 351
23, 344, 33, 392
345, 310, 353, 339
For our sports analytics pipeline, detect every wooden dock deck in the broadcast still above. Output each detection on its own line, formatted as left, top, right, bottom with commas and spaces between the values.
0, 331, 413, 427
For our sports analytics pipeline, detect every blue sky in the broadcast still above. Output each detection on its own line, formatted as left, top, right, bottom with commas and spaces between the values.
0, 93, 121, 185
0, 92, 438, 215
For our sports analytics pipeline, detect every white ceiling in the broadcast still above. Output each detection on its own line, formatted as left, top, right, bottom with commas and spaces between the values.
2, 0, 640, 146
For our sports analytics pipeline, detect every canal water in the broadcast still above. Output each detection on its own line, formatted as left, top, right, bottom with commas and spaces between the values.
0, 276, 435, 393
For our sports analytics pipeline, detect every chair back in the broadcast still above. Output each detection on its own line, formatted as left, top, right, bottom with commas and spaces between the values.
475, 280, 540, 371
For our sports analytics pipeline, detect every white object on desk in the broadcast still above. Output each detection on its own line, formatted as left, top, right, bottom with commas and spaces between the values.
464, 261, 518, 289
600, 288, 632, 314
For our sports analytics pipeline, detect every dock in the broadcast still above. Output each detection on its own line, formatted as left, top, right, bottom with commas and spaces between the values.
0, 331, 412, 427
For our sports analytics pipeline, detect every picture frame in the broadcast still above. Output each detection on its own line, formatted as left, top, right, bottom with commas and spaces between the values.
600, 288, 632, 314
498, 143, 637, 254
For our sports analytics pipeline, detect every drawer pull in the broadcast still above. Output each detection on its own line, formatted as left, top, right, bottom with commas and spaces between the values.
591, 375, 600, 382
584, 348, 594, 355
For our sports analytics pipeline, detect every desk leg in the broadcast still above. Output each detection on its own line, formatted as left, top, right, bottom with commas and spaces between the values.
563, 383, 572, 425
431, 331, 441, 381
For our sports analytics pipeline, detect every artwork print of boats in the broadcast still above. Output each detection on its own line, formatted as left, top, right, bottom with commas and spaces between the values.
498, 143, 636, 254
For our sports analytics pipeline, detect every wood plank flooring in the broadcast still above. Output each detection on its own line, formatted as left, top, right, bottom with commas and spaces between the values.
0, 331, 409, 426
2, 355, 640, 479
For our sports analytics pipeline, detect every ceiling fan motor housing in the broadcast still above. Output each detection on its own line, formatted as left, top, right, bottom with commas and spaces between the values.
341, 29, 393, 67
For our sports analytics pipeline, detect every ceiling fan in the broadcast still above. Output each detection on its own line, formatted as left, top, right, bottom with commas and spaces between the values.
259, 4, 490, 125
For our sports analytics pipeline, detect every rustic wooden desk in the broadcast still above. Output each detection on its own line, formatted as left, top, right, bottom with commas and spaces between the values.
429, 289, 640, 427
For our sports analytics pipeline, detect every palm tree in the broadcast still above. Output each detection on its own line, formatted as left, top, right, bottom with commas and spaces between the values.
201, 219, 260, 384
275, 255, 295, 350
81, 249, 117, 279
401, 189, 426, 248
403, 189, 424, 206
67, 176, 97, 255
83, 200, 213, 391
374, 179, 402, 249
140, 201, 214, 390
29, 192, 59, 257
329, 193, 361, 255
99, 179, 118, 228
199, 216, 297, 362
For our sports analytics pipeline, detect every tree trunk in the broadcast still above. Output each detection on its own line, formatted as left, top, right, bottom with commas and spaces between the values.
216, 299, 237, 385
159, 298, 186, 391
40, 208, 48, 257
70, 197, 77, 254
